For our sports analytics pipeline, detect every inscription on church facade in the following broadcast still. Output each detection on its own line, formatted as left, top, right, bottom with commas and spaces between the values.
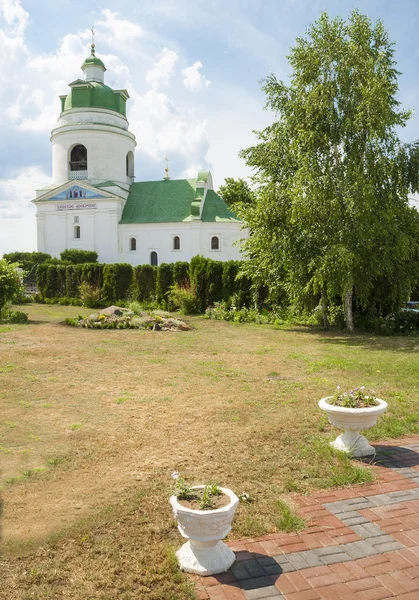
56, 203, 97, 211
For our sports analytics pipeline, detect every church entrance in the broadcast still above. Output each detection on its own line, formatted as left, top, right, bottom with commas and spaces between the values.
150, 251, 158, 266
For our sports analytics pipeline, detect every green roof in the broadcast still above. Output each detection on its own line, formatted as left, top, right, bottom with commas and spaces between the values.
81, 55, 106, 69
201, 190, 241, 222
62, 81, 127, 116
120, 179, 241, 224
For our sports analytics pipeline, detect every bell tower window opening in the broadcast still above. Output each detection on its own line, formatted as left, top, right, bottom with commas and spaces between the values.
126, 151, 134, 178
70, 145, 87, 171
74, 225, 81, 239
173, 236, 180, 250
129, 237, 136, 251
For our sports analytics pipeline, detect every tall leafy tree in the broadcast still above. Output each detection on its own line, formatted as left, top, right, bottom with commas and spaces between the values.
237, 10, 419, 331
217, 178, 255, 208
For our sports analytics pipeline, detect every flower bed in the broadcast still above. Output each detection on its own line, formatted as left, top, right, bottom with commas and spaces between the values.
64, 306, 190, 331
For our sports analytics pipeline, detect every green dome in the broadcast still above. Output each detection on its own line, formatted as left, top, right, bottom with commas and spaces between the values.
81, 54, 106, 69
81, 44, 106, 71
63, 81, 126, 116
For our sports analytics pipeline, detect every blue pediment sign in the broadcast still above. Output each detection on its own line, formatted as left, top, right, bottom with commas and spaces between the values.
50, 186, 107, 200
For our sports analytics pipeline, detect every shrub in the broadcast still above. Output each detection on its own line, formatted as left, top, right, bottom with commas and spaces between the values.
206, 260, 223, 307
6, 310, 29, 324
156, 263, 174, 309
60, 249, 98, 264
222, 261, 239, 301
172, 262, 190, 287
3, 252, 51, 286
79, 281, 102, 308
189, 256, 210, 312
169, 283, 200, 314
393, 310, 419, 335
102, 264, 133, 304
0, 260, 24, 315
133, 265, 156, 303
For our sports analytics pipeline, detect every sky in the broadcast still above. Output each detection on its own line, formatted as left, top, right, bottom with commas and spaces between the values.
1, 0, 419, 256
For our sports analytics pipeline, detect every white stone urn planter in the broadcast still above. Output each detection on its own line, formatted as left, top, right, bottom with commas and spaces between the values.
170, 486, 239, 576
318, 397, 388, 457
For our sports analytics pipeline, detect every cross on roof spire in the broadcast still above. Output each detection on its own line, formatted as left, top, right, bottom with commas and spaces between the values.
91, 26, 96, 54
164, 155, 170, 180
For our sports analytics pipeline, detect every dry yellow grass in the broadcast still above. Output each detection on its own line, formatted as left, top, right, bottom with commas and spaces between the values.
1, 303, 418, 598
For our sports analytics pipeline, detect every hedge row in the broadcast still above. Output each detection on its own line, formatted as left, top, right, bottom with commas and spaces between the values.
36, 258, 254, 310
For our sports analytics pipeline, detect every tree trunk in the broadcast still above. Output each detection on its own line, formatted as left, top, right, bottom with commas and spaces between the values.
321, 286, 329, 330
344, 283, 355, 333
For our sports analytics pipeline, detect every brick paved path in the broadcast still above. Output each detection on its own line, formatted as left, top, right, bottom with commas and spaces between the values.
192, 437, 419, 600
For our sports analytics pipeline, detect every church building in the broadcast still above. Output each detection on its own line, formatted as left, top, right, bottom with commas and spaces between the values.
32, 43, 245, 266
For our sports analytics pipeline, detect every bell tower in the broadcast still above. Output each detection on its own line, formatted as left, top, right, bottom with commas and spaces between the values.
50, 42, 136, 186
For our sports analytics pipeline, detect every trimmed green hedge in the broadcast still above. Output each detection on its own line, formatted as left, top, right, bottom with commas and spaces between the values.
60, 249, 98, 264
102, 264, 133, 303
133, 265, 156, 303
35, 257, 257, 312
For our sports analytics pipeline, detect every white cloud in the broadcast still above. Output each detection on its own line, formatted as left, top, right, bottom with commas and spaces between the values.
129, 89, 209, 163
0, 166, 51, 255
146, 47, 178, 89
0, 0, 29, 36
182, 61, 210, 92
96, 9, 143, 51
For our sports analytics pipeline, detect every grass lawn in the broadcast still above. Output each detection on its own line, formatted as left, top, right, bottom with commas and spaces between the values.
1, 303, 418, 599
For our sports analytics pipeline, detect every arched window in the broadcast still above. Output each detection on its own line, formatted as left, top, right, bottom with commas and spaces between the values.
211, 236, 220, 250
150, 251, 158, 266
74, 225, 81, 239
70, 145, 87, 171
126, 151, 134, 178
173, 235, 180, 250
129, 237, 136, 251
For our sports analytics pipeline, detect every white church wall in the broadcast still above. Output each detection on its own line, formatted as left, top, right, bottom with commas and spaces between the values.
35, 198, 123, 261
118, 222, 246, 266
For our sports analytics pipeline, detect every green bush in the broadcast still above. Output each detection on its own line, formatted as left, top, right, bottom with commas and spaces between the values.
60, 249, 98, 264
3, 251, 51, 286
206, 260, 223, 307
172, 262, 190, 286
79, 281, 102, 308
189, 256, 210, 312
6, 310, 29, 323
222, 261, 239, 301
156, 263, 174, 309
102, 264, 133, 304
169, 283, 200, 314
133, 265, 156, 303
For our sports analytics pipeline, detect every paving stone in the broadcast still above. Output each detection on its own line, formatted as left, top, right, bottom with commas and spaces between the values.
245, 560, 265, 578
351, 523, 386, 539
298, 550, 325, 568
256, 557, 279, 568
243, 586, 284, 599
285, 553, 312, 570
320, 551, 353, 565
231, 563, 251, 580
343, 515, 370, 526
373, 540, 404, 553
324, 501, 351, 514
334, 510, 363, 521
347, 540, 379, 559
369, 534, 398, 547
240, 577, 274, 591
271, 556, 295, 573
315, 546, 347, 557
262, 564, 283, 576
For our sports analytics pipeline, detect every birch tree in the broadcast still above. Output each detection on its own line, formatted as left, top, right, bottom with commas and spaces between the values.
237, 10, 419, 331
